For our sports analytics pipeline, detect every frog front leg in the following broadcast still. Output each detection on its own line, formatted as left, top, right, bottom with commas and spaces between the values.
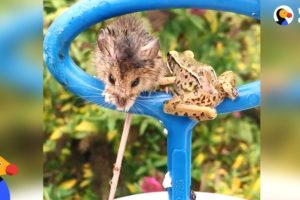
159, 76, 176, 86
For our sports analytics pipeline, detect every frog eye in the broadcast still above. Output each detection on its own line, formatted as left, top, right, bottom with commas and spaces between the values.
0, 162, 2, 166
131, 77, 140, 88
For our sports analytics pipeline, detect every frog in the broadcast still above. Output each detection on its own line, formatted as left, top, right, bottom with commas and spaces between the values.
163, 50, 238, 121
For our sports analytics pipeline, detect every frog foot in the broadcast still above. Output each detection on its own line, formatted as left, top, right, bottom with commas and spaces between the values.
218, 71, 238, 100
164, 102, 217, 121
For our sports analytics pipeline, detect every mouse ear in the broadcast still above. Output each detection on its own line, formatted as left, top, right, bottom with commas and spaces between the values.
97, 29, 116, 59
139, 38, 160, 60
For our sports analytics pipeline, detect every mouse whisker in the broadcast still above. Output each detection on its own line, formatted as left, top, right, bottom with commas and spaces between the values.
72, 94, 102, 101
75, 96, 112, 108
132, 103, 143, 115
133, 101, 151, 114
67, 83, 103, 92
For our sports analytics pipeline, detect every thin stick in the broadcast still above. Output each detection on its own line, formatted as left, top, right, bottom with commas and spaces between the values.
108, 113, 132, 200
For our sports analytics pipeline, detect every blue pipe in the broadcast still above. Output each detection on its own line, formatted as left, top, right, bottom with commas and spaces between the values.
43, 0, 260, 199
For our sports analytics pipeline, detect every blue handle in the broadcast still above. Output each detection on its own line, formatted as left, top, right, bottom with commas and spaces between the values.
43, 0, 260, 199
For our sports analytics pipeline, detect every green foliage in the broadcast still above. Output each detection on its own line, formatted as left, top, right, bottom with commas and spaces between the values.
44, 1, 260, 200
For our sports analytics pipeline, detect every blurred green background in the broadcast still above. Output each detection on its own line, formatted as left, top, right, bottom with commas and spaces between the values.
43, 0, 260, 199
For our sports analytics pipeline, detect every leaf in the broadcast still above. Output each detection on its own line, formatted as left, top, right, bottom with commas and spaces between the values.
204, 11, 218, 33
49, 130, 62, 141
59, 179, 77, 190
231, 177, 241, 191
43, 140, 56, 153
194, 153, 205, 166
83, 164, 93, 178
61, 148, 71, 156
252, 177, 260, 192
59, 93, 72, 100
239, 121, 253, 143
80, 180, 91, 188
212, 135, 222, 143
61, 104, 72, 112
107, 130, 117, 142
216, 42, 224, 56
135, 166, 147, 176
107, 118, 116, 131
126, 183, 139, 193
139, 120, 149, 135
75, 121, 97, 133
239, 142, 248, 151
49, 126, 68, 140
232, 155, 244, 170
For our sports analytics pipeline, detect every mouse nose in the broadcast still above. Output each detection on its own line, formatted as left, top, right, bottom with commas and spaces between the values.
117, 97, 127, 107
6, 164, 18, 176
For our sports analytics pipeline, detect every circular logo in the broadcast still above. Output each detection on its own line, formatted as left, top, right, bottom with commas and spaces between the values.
274, 5, 294, 26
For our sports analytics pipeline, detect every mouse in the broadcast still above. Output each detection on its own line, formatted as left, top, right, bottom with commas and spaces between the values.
94, 15, 166, 111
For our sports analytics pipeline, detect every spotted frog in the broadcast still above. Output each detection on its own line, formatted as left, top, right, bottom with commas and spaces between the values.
163, 50, 238, 121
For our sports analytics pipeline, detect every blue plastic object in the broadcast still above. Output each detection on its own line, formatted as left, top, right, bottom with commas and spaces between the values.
43, 0, 260, 199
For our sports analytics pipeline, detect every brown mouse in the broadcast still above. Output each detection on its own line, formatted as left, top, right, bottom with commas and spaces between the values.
94, 15, 165, 111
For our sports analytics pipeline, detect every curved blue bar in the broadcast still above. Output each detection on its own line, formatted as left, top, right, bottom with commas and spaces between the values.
43, 0, 260, 199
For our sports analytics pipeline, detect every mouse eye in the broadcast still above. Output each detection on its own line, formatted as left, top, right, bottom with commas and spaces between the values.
131, 77, 140, 88
108, 74, 115, 85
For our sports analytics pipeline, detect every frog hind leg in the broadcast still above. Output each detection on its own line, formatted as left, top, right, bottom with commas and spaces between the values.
218, 71, 238, 100
177, 104, 217, 121
164, 102, 217, 121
